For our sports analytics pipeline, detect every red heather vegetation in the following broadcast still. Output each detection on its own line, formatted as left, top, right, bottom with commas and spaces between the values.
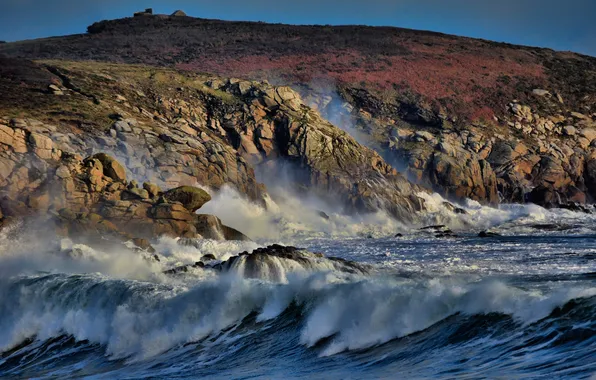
1, 15, 594, 121
185, 49, 544, 100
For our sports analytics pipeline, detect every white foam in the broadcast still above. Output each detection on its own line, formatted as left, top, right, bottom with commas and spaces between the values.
199, 185, 408, 240
0, 270, 593, 361
299, 277, 596, 356
416, 191, 596, 233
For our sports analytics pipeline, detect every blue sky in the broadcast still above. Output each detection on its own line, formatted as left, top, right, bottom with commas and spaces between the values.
0, 0, 595, 56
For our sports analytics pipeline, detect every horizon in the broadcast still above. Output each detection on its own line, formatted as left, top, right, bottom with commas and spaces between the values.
0, 0, 595, 57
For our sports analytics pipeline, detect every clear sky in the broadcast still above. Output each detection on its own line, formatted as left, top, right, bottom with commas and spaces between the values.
0, 0, 595, 57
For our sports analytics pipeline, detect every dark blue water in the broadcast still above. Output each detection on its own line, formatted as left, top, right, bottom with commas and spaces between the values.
0, 206, 595, 379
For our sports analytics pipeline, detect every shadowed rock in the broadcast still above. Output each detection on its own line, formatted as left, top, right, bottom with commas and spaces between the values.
163, 186, 211, 212
216, 244, 369, 281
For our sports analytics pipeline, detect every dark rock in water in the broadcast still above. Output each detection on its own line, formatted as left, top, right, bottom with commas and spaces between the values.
454, 207, 467, 215
163, 261, 204, 275
317, 211, 330, 220
219, 244, 369, 281
419, 224, 458, 238
530, 223, 572, 231
559, 203, 592, 214
435, 227, 458, 238
420, 225, 446, 231
435, 232, 458, 238
394, 233, 404, 237
201, 253, 216, 262
366, 234, 374, 239
527, 185, 558, 208
478, 231, 501, 238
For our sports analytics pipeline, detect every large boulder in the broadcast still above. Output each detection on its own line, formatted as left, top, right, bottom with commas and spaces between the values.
163, 186, 211, 212
91, 153, 126, 183
219, 245, 368, 281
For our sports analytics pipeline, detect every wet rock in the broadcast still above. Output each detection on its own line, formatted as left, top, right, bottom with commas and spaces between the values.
201, 253, 216, 262
219, 244, 369, 281
163, 261, 205, 275
478, 231, 501, 238
420, 225, 446, 231
530, 223, 572, 231
317, 210, 330, 220
527, 185, 560, 209
442, 202, 467, 214
559, 203, 593, 214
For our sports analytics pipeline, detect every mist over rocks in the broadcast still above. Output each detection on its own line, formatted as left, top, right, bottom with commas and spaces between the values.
0, 108, 253, 246
0, 59, 431, 232
310, 87, 596, 208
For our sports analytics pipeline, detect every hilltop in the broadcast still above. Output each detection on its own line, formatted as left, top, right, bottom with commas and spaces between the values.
1, 13, 594, 121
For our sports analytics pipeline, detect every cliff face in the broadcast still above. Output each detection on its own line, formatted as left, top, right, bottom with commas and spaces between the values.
325, 86, 596, 207
0, 58, 428, 238
1, 14, 595, 208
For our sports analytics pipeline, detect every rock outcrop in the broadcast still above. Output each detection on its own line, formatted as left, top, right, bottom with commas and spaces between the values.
204, 80, 427, 219
0, 60, 429, 226
2, 15, 595, 211
0, 116, 248, 243
163, 186, 211, 212
322, 90, 596, 208
165, 244, 369, 281
221, 245, 369, 281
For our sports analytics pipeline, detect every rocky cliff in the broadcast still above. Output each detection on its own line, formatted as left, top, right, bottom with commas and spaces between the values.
1, 14, 594, 208
333, 87, 596, 207
0, 58, 429, 240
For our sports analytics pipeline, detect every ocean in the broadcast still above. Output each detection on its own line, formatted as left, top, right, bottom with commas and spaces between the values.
0, 195, 595, 379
